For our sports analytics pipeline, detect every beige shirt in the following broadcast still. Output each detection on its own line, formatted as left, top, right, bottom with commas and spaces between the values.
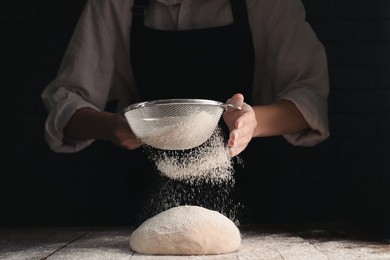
41, 0, 330, 153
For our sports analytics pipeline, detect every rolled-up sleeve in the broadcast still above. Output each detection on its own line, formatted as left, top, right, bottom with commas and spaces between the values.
251, 0, 330, 146
41, 0, 133, 153
42, 84, 99, 153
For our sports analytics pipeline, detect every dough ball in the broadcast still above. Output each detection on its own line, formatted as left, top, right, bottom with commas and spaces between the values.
129, 205, 241, 255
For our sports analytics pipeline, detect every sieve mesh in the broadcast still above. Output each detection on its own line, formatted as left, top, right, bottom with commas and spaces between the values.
121, 99, 237, 150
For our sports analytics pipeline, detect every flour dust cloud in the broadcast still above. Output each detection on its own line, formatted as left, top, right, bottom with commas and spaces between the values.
137, 126, 244, 226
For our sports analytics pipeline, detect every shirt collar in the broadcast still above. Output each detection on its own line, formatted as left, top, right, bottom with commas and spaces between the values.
157, 0, 184, 6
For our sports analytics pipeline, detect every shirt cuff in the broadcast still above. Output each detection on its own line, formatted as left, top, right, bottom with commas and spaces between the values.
278, 88, 330, 147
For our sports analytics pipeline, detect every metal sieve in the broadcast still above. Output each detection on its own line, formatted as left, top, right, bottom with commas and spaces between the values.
121, 99, 240, 150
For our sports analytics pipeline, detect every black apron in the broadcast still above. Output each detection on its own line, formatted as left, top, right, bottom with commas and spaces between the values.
130, 0, 254, 102
128, 0, 266, 227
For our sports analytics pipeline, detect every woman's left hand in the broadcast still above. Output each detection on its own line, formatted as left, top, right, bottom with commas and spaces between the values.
223, 93, 257, 157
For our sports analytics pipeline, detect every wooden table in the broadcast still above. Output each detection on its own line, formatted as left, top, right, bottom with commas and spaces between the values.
1, 224, 390, 260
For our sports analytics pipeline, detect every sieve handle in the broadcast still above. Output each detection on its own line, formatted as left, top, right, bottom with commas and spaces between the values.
223, 103, 241, 111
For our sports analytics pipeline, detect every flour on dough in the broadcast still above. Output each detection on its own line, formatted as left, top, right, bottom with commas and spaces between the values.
129, 205, 241, 255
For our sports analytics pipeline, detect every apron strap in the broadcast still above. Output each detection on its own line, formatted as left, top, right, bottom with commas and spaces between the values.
130, 0, 148, 96
132, 0, 149, 26
230, 0, 250, 27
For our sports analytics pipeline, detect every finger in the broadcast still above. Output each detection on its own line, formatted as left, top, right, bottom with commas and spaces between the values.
228, 147, 236, 158
228, 129, 238, 148
228, 93, 244, 105
229, 144, 245, 157
122, 139, 143, 150
226, 93, 244, 111
228, 126, 253, 157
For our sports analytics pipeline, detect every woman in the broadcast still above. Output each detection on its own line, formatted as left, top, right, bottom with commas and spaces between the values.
41, 0, 329, 224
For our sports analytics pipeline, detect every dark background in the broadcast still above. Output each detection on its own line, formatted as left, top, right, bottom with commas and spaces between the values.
0, 0, 389, 238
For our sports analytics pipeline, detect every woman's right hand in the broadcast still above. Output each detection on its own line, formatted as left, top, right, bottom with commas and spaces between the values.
102, 113, 143, 150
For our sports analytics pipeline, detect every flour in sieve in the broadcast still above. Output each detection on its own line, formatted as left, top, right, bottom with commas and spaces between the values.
141, 111, 218, 150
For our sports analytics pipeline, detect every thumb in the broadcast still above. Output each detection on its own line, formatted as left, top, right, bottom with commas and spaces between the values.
227, 93, 244, 108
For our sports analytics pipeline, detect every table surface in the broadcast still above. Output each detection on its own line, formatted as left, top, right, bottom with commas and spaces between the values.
1, 224, 390, 260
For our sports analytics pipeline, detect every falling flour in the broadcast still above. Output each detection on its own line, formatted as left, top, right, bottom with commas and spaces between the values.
153, 127, 233, 182
134, 125, 244, 226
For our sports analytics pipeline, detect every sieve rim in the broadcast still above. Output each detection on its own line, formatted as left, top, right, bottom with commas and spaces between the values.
121, 98, 227, 115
